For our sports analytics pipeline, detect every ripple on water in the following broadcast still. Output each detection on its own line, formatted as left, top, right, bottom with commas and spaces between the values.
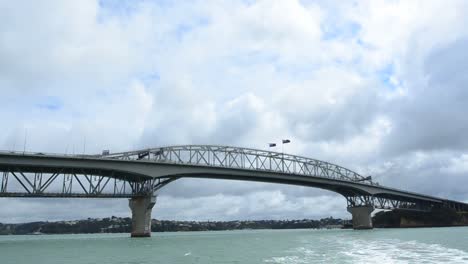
341, 239, 468, 264
263, 233, 468, 264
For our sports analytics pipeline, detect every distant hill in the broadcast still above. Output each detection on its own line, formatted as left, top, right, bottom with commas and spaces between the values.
0, 217, 345, 235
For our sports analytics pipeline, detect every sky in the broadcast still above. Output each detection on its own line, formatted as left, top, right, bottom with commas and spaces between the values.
1, 0, 468, 223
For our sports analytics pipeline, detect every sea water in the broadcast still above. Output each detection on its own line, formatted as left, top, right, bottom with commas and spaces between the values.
1, 227, 468, 264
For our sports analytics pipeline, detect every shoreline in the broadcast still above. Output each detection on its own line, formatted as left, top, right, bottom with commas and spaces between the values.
0, 216, 345, 235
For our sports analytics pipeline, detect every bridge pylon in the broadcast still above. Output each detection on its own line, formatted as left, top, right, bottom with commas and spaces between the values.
347, 205, 374, 229
129, 195, 156, 237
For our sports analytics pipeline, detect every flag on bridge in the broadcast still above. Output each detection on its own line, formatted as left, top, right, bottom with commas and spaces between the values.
269, 143, 276, 147
282, 139, 291, 144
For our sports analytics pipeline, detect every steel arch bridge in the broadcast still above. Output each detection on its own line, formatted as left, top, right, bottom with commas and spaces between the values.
0, 145, 467, 235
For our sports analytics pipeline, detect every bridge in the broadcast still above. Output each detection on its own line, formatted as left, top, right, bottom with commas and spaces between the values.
0, 145, 467, 237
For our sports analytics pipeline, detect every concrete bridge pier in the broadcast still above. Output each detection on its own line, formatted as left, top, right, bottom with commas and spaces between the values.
129, 196, 156, 237
347, 206, 374, 229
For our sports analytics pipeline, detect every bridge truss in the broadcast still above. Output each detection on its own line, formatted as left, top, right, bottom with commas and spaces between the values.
0, 170, 175, 198
105, 145, 374, 183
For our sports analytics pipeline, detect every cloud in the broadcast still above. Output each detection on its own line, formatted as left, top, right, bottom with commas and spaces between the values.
1, 0, 468, 223
382, 38, 468, 155
156, 189, 347, 221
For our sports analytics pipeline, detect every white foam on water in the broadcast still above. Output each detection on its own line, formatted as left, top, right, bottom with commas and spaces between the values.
340, 238, 468, 264
264, 255, 309, 264
263, 234, 468, 264
263, 244, 339, 263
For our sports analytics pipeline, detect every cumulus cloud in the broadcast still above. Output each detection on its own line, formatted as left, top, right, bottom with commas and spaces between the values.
383, 38, 468, 155
1, 0, 468, 223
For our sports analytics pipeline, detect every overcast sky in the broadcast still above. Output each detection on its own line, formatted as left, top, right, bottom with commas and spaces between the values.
1, 0, 468, 223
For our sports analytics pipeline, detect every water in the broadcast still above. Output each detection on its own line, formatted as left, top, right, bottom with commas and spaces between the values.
1, 227, 468, 264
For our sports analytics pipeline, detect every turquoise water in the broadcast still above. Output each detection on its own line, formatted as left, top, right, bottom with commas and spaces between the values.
1, 227, 468, 263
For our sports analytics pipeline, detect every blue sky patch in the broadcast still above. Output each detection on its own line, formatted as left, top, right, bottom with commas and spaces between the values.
378, 63, 397, 89
98, 0, 143, 17
322, 21, 361, 41
36, 96, 63, 111
174, 17, 210, 40
139, 72, 161, 86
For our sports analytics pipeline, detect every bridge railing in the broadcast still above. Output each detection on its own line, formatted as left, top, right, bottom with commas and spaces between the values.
105, 145, 375, 185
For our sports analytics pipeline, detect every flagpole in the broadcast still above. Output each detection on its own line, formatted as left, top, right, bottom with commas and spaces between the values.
281, 139, 291, 173
268, 143, 277, 171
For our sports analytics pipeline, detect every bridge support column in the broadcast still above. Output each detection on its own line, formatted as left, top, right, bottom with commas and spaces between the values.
129, 196, 156, 237
347, 206, 374, 229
